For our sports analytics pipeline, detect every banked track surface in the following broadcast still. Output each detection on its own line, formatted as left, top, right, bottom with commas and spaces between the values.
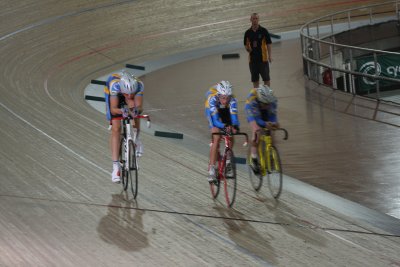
1, 1, 400, 266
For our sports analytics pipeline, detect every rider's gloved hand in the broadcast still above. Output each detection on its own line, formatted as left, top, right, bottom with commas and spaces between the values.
132, 107, 143, 116
121, 107, 129, 118
222, 125, 231, 135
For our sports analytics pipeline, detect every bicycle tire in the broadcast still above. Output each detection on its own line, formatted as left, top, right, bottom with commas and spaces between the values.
209, 151, 221, 199
128, 140, 138, 199
119, 137, 128, 191
248, 141, 265, 191
223, 148, 237, 207
267, 145, 283, 199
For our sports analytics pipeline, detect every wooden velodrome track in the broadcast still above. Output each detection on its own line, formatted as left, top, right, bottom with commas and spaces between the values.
1, 0, 400, 266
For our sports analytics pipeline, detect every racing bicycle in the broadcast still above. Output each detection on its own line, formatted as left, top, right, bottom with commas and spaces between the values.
119, 113, 151, 199
248, 127, 288, 199
209, 127, 248, 208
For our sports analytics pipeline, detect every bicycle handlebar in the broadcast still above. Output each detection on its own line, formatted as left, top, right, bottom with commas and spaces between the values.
258, 127, 288, 140
135, 114, 151, 128
212, 131, 249, 147
123, 114, 151, 128
275, 128, 288, 140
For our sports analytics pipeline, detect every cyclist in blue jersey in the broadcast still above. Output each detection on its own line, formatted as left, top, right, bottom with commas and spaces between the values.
205, 80, 240, 183
104, 71, 144, 183
245, 85, 279, 174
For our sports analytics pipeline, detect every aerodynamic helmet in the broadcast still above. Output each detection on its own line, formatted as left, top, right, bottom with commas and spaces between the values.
119, 71, 139, 94
216, 80, 233, 96
256, 85, 276, 104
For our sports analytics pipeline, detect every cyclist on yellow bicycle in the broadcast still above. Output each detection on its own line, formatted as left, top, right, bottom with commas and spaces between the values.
205, 80, 240, 183
244, 85, 279, 175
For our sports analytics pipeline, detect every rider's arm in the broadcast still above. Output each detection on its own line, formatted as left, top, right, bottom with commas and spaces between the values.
209, 96, 225, 129
245, 98, 266, 127
210, 110, 225, 129
229, 97, 240, 128
264, 102, 279, 128
109, 80, 124, 115
134, 81, 144, 114
134, 95, 143, 114
267, 102, 278, 123
110, 96, 123, 115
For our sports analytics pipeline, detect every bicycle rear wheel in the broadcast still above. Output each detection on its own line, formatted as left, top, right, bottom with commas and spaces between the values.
223, 148, 237, 207
119, 137, 128, 191
267, 146, 283, 199
248, 141, 265, 191
128, 140, 138, 199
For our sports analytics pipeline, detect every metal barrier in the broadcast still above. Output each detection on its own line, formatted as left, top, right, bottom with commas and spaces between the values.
300, 1, 400, 104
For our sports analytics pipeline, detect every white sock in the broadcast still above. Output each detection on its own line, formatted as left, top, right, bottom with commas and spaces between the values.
113, 161, 119, 169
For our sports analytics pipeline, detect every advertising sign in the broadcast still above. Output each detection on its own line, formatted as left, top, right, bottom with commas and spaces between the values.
356, 54, 400, 92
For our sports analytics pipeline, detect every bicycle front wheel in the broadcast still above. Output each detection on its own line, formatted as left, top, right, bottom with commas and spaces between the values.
119, 137, 128, 191
223, 148, 237, 207
267, 146, 283, 199
128, 140, 138, 199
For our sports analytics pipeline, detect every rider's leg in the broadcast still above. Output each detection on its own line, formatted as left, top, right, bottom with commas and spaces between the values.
250, 129, 261, 174
208, 127, 220, 182
133, 117, 144, 156
111, 119, 122, 183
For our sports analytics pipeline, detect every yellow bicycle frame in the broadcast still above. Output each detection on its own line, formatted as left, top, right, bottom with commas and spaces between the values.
257, 131, 280, 176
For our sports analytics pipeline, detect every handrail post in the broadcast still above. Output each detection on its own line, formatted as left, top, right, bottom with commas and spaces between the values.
369, 7, 373, 24
329, 44, 337, 89
347, 11, 351, 30
373, 52, 381, 99
349, 48, 354, 94
343, 63, 348, 92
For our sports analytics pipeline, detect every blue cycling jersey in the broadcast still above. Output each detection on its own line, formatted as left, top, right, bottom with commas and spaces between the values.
104, 74, 144, 121
204, 86, 240, 129
244, 88, 277, 127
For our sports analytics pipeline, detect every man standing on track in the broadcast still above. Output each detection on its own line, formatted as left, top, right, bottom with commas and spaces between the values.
244, 13, 273, 88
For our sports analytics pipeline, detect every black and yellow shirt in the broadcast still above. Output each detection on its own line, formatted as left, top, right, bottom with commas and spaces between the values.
244, 25, 272, 63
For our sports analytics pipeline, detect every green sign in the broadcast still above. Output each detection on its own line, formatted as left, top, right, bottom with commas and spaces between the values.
356, 54, 400, 92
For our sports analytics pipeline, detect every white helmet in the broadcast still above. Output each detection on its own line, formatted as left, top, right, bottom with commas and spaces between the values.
256, 85, 276, 104
119, 71, 139, 94
216, 80, 233, 96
